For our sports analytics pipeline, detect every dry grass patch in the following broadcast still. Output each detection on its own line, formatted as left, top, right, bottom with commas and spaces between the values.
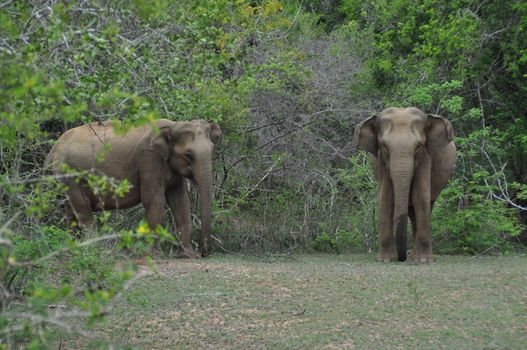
62, 254, 527, 349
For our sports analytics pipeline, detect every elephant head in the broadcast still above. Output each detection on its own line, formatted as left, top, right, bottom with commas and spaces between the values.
352, 107, 453, 261
150, 120, 222, 255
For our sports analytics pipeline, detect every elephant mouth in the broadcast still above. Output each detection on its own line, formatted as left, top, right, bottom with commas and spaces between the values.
177, 168, 194, 180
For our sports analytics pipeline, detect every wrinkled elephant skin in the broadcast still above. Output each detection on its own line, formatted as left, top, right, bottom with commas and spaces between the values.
47, 119, 222, 257
352, 107, 456, 262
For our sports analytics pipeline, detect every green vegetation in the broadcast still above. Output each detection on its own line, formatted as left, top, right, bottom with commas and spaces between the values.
0, 0, 526, 348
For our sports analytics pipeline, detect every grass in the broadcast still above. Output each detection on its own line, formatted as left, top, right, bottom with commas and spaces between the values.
63, 254, 527, 349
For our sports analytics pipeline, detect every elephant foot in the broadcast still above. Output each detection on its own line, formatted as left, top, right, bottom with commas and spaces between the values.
376, 251, 398, 263
148, 247, 164, 260
199, 242, 211, 257
177, 245, 201, 259
410, 251, 435, 263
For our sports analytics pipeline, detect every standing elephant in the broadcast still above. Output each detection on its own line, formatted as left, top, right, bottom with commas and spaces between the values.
352, 107, 456, 262
47, 119, 222, 257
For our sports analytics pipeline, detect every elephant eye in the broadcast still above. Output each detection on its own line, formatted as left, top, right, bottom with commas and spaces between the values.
184, 152, 194, 162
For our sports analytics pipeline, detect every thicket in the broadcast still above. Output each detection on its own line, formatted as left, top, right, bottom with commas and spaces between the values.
0, 0, 525, 347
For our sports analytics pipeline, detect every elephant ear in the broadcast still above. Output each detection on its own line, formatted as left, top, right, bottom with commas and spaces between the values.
352, 115, 378, 156
427, 114, 454, 150
149, 126, 172, 161
209, 121, 222, 144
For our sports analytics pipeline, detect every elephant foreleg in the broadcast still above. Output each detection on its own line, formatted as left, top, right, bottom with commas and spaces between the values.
166, 184, 199, 258
142, 196, 165, 232
139, 178, 166, 231
377, 169, 397, 262
410, 158, 434, 263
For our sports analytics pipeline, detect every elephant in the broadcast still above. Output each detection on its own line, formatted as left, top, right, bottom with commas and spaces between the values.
352, 107, 456, 262
47, 119, 222, 257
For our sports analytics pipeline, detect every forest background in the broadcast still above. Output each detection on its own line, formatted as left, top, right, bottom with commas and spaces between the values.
0, 0, 526, 347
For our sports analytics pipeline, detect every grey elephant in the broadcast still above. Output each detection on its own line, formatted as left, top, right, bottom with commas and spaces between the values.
47, 119, 222, 257
352, 107, 456, 262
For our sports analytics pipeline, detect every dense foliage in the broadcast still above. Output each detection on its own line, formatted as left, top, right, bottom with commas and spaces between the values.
0, 0, 525, 347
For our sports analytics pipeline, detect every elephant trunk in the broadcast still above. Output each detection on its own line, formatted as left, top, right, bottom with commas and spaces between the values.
194, 157, 213, 257
390, 156, 414, 262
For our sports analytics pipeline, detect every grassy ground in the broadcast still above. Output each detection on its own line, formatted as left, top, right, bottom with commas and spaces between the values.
64, 254, 527, 349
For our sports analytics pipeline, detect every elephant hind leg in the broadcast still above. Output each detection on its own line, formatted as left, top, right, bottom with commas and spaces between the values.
65, 186, 95, 235
64, 202, 83, 238
65, 201, 76, 228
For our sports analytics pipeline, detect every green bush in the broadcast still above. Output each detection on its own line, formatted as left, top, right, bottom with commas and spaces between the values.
432, 178, 523, 255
